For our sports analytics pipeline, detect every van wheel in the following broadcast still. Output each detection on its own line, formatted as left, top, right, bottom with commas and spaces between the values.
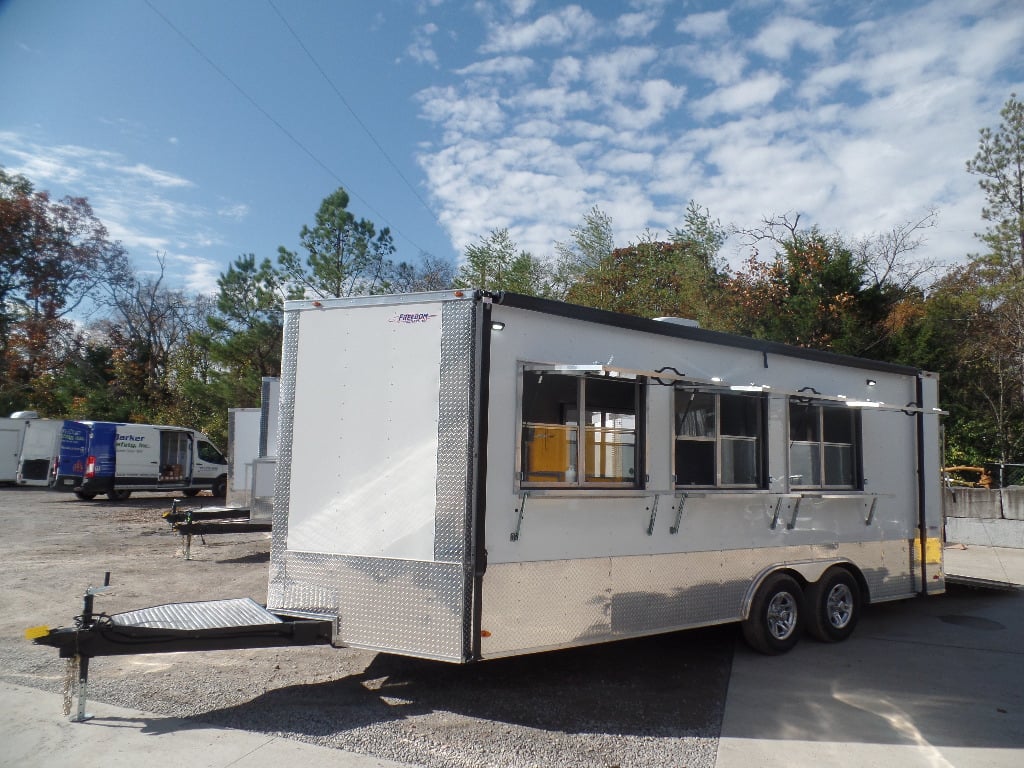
742, 573, 804, 655
74, 491, 96, 501
806, 568, 861, 643
107, 489, 132, 501
212, 475, 227, 498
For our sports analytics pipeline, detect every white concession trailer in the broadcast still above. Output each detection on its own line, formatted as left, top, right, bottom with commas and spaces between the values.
265, 289, 944, 660
34, 290, 946, 700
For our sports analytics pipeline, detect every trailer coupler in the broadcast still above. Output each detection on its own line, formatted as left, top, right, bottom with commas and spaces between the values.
25, 575, 333, 722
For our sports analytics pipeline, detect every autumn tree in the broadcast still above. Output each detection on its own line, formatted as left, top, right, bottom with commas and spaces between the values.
568, 203, 728, 325
1, 167, 132, 412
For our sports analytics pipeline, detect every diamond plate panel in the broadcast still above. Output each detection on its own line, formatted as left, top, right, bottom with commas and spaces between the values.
113, 598, 280, 630
435, 299, 476, 563
269, 308, 299, 571
268, 550, 464, 660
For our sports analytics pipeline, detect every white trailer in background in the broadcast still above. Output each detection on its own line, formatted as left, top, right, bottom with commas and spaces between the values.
0, 415, 30, 483
34, 290, 947, 692
226, 408, 261, 509
223, 378, 280, 517
16, 416, 62, 486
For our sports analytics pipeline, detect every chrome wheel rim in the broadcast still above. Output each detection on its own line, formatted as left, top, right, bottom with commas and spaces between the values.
767, 591, 798, 640
826, 583, 853, 629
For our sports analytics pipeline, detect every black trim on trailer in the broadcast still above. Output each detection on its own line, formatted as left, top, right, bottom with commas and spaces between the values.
488, 291, 921, 377
469, 295, 492, 661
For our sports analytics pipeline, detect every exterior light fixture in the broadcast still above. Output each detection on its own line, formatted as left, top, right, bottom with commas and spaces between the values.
490, 321, 506, 331
866, 379, 877, 387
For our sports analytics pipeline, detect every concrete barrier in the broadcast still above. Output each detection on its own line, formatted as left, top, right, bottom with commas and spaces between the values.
945, 487, 1024, 547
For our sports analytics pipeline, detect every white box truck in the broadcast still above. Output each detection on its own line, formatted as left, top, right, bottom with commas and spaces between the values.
33, 291, 947, 716
50, 421, 228, 501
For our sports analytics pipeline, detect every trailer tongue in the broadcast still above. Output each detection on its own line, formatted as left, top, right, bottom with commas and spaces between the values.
27, 574, 333, 721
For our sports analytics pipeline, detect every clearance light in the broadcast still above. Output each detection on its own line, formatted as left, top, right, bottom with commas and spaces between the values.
490, 321, 506, 331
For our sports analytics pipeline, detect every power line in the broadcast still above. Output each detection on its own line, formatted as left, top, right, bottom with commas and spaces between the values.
267, 0, 439, 222
143, 0, 431, 256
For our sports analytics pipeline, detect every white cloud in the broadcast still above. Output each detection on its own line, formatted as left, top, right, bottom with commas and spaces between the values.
616, 11, 660, 39
676, 11, 729, 38
456, 55, 535, 78
691, 72, 787, 117
750, 17, 839, 61
415, 0, 1021, 273
407, 23, 440, 66
481, 5, 597, 53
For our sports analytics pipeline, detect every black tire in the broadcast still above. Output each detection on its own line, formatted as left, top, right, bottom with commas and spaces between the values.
182, 489, 201, 498
73, 491, 96, 501
107, 489, 132, 501
742, 573, 804, 655
806, 567, 861, 643
211, 475, 227, 499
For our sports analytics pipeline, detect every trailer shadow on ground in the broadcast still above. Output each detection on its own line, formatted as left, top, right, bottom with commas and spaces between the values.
191, 626, 735, 740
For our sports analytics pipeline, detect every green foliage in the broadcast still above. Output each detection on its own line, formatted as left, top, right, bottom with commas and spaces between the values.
455, 228, 553, 296
277, 187, 395, 298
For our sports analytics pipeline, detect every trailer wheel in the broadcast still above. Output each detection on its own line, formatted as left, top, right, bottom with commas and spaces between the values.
107, 489, 132, 501
806, 568, 861, 643
742, 573, 804, 655
212, 475, 227, 498
73, 491, 96, 501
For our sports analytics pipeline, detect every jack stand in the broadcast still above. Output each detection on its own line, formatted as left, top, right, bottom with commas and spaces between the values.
72, 656, 92, 723
69, 572, 111, 723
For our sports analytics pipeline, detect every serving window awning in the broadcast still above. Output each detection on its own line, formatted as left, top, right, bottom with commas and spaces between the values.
520, 361, 946, 416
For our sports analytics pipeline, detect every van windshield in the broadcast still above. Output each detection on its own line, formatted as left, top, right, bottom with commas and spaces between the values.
197, 441, 226, 464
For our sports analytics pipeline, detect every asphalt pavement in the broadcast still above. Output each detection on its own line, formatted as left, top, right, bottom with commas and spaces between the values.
3, 544, 1022, 768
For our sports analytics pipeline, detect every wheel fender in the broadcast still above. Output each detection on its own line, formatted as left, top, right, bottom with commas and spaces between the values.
740, 559, 852, 620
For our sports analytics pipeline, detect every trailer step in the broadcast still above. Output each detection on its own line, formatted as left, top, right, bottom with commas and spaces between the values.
112, 597, 281, 631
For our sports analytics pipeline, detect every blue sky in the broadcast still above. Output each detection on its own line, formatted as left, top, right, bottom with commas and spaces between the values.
1, 0, 1022, 296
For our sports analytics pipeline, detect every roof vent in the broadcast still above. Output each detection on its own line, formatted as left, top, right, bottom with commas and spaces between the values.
653, 317, 700, 328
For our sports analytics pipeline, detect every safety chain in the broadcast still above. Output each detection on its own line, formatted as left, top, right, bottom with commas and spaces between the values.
62, 655, 78, 717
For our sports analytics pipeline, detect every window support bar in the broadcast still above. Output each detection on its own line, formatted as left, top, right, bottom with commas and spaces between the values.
770, 497, 785, 530
510, 492, 529, 542
786, 497, 803, 530
646, 495, 661, 536
865, 496, 878, 526
669, 495, 687, 534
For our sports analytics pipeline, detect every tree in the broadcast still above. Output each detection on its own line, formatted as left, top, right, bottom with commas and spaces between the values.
552, 205, 615, 299
388, 253, 457, 293
950, 93, 1024, 461
454, 228, 553, 296
727, 213, 935, 359
277, 187, 395, 298
1, 167, 132, 412
966, 93, 1024, 274
567, 204, 728, 325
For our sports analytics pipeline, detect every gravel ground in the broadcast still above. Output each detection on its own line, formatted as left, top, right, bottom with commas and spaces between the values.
0, 487, 733, 768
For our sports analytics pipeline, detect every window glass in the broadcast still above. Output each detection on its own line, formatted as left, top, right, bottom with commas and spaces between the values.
197, 441, 225, 464
521, 372, 639, 487
789, 401, 860, 489
675, 390, 764, 488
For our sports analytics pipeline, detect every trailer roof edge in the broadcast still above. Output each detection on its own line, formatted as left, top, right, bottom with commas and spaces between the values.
490, 291, 927, 378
